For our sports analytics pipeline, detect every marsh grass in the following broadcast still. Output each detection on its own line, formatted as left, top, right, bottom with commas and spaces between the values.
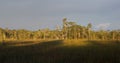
0, 40, 120, 63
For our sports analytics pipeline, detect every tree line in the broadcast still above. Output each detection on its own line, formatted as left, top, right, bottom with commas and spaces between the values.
0, 18, 120, 42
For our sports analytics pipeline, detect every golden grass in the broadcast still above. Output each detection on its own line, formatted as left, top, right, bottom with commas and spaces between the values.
63, 39, 90, 46
63, 39, 120, 46
0, 40, 120, 63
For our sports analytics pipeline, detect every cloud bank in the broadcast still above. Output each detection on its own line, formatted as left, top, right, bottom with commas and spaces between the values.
95, 23, 111, 30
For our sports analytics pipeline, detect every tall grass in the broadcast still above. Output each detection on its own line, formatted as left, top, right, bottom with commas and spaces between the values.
0, 40, 120, 63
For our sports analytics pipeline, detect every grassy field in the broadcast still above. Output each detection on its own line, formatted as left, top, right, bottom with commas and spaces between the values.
0, 40, 120, 63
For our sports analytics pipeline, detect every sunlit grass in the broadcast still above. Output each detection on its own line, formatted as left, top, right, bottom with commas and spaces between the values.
0, 40, 120, 63
63, 39, 90, 46
63, 39, 120, 46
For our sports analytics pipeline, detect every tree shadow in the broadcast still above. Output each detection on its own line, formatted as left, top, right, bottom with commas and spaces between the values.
0, 40, 64, 63
3, 41, 34, 45
0, 40, 63, 47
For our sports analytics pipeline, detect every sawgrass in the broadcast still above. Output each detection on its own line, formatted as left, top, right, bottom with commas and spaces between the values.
0, 40, 120, 63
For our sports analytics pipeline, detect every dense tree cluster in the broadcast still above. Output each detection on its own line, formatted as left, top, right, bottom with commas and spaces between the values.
0, 18, 120, 42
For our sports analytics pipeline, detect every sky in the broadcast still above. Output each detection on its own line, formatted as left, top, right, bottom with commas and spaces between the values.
0, 0, 120, 30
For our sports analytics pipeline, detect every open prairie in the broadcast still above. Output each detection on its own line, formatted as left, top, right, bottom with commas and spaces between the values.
0, 40, 120, 63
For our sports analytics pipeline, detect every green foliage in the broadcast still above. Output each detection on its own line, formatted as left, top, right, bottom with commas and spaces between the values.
0, 18, 119, 41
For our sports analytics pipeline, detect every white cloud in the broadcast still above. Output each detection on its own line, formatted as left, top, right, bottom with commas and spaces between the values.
96, 23, 111, 30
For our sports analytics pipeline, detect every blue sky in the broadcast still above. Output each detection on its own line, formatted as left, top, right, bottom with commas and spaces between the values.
0, 0, 120, 30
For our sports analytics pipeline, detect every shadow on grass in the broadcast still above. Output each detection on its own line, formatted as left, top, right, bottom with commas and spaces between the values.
0, 40, 120, 63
